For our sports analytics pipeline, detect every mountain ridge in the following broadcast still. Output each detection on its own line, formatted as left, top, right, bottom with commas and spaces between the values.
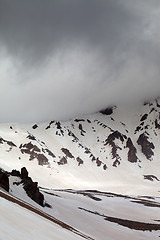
0, 98, 160, 195
1, 98, 160, 240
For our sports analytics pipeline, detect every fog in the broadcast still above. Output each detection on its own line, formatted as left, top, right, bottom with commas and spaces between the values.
0, 0, 160, 123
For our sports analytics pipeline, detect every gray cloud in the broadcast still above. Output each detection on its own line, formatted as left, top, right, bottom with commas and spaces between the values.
0, 0, 134, 62
0, 0, 160, 123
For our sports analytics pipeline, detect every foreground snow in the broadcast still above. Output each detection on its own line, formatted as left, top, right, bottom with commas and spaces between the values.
1, 187, 160, 240
0, 196, 83, 240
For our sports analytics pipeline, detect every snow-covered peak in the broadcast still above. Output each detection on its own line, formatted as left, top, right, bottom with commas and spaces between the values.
0, 98, 160, 195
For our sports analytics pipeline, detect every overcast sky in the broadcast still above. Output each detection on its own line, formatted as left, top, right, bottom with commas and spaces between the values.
0, 0, 160, 123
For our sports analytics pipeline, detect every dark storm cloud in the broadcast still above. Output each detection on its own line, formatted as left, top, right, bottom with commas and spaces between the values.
0, 0, 160, 123
0, 0, 134, 62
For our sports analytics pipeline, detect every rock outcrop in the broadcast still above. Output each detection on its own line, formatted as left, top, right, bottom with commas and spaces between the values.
100, 107, 114, 115
0, 169, 9, 192
137, 133, 155, 160
20, 167, 44, 206
9, 167, 44, 206
126, 138, 138, 163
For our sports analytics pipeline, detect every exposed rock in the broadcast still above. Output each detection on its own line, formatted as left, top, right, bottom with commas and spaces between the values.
45, 121, 55, 130
0, 137, 17, 147
155, 119, 160, 129
126, 138, 138, 163
58, 157, 67, 165
23, 180, 44, 206
10, 169, 20, 177
156, 100, 160, 108
88, 153, 106, 170
105, 131, 126, 167
56, 121, 61, 129
32, 124, 38, 129
149, 108, 155, 114
105, 131, 126, 143
96, 158, 102, 167
144, 175, 159, 181
45, 149, 56, 158
75, 119, 85, 122
36, 154, 49, 165
76, 157, 83, 166
21, 167, 28, 179
0, 169, 9, 192
61, 148, 74, 158
143, 101, 150, 106
67, 130, 79, 143
103, 164, 107, 170
91, 156, 96, 162
140, 114, 148, 121
113, 159, 120, 167
134, 126, 141, 134
100, 107, 114, 115
27, 134, 36, 141
20, 142, 40, 154
20, 142, 49, 165
137, 133, 155, 160
78, 124, 86, 136
55, 121, 64, 136
6, 140, 17, 147
84, 148, 90, 154
17, 167, 45, 206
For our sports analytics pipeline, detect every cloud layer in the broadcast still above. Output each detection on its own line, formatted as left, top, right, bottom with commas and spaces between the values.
0, 0, 160, 123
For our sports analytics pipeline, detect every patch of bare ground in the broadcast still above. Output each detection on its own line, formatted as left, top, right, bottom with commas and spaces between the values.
79, 207, 160, 231
66, 190, 102, 201
54, 189, 159, 204
131, 199, 160, 208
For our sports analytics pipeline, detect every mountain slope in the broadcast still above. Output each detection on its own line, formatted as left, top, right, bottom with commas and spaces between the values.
1, 184, 160, 240
0, 99, 160, 195
1, 98, 160, 240
0, 190, 87, 240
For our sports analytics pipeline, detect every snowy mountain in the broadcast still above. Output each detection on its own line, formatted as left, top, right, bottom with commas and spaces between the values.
1, 98, 160, 239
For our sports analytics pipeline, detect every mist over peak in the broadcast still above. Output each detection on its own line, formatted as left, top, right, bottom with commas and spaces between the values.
0, 0, 160, 123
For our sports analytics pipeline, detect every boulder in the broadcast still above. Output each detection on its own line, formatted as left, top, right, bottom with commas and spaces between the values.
21, 167, 28, 179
